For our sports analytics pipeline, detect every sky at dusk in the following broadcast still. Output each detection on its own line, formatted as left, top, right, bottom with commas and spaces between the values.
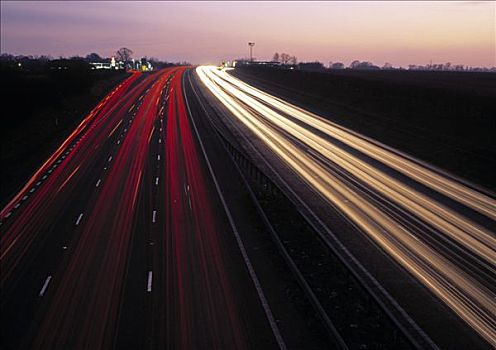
1, 1, 495, 67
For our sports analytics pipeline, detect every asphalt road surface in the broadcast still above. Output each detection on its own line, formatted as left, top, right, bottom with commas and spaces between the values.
0, 67, 284, 349
195, 66, 496, 349
2, 65, 494, 349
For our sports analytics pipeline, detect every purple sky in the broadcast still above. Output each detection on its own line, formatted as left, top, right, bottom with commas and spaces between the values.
1, 1, 494, 67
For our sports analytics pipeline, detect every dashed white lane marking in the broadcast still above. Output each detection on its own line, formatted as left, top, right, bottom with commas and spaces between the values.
75, 213, 84, 226
155, 177, 159, 186
157, 155, 160, 161
36, 181, 41, 186
152, 210, 157, 223
22, 195, 28, 201
108, 156, 112, 162
39, 276, 52, 296
158, 138, 162, 144
62, 245, 67, 250
5, 212, 12, 218
96, 179, 101, 187
42, 175, 47, 180
104, 167, 107, 170
29, 188, 35, 193
147, 271, 153, 292
14, 203, 20, 209
117, 140, 121, 145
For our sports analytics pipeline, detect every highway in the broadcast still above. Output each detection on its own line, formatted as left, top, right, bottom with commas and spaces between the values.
0, 67, 284, 349
1, 63, 494, 349
196, 66, 496, 348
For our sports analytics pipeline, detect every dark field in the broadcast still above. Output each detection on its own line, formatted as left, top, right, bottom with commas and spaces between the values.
0, 65, 130, 203
231, 66, 496, 192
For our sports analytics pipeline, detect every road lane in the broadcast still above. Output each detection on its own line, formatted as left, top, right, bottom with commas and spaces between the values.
28, 69, 174, 349
161, 68, 277, 349
2, 64, 290, 349
0, 71, 155, 286
0, 69, 170, 349
114, 72, 173, 349
196, 66, 496, 347
117, 67, 283, 349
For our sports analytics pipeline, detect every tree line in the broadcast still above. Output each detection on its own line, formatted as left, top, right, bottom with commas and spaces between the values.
269, 53, 495, 72
0, 47, 188, 71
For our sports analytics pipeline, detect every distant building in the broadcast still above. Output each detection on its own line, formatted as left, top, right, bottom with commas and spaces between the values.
233, 59, 283, 68
89, 56, 124, 70
90, 62, 112, 70
140, 57, 153, 71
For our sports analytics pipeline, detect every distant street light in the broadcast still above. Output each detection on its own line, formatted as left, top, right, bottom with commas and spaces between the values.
248, 42, 255, 62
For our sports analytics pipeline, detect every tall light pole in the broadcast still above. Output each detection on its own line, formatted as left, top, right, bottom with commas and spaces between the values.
248, 42, 255, 62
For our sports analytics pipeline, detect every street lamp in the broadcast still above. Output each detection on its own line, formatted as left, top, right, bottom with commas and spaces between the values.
248, 42, 255, 62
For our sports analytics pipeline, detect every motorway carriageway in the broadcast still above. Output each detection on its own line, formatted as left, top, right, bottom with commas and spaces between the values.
0, 67, 281, 349
196, 66, 496, 347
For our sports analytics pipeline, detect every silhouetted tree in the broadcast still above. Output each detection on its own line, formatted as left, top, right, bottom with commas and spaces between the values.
273, 52, 280, 62
290, 56, 297, 65
330, 62, 344, 69
350, 60, 379, 70
85, 52, 103, 62
298, 61, 324, 71
350, 60, 361, 69
382, 62, 393, 70
280, 53, 291, 64
115, 47, 133, 63
0, 53, 15, 62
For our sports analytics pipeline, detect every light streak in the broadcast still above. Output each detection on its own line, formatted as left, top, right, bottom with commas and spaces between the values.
197, 65, 496, 345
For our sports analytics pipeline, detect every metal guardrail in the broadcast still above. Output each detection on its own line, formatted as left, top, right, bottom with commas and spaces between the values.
187, 69, 435, 349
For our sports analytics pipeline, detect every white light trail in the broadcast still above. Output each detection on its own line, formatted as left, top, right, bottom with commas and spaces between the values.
197, 65, 496, 345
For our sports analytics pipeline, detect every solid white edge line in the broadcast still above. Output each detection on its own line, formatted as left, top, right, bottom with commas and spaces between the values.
183, 70, 287, 350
